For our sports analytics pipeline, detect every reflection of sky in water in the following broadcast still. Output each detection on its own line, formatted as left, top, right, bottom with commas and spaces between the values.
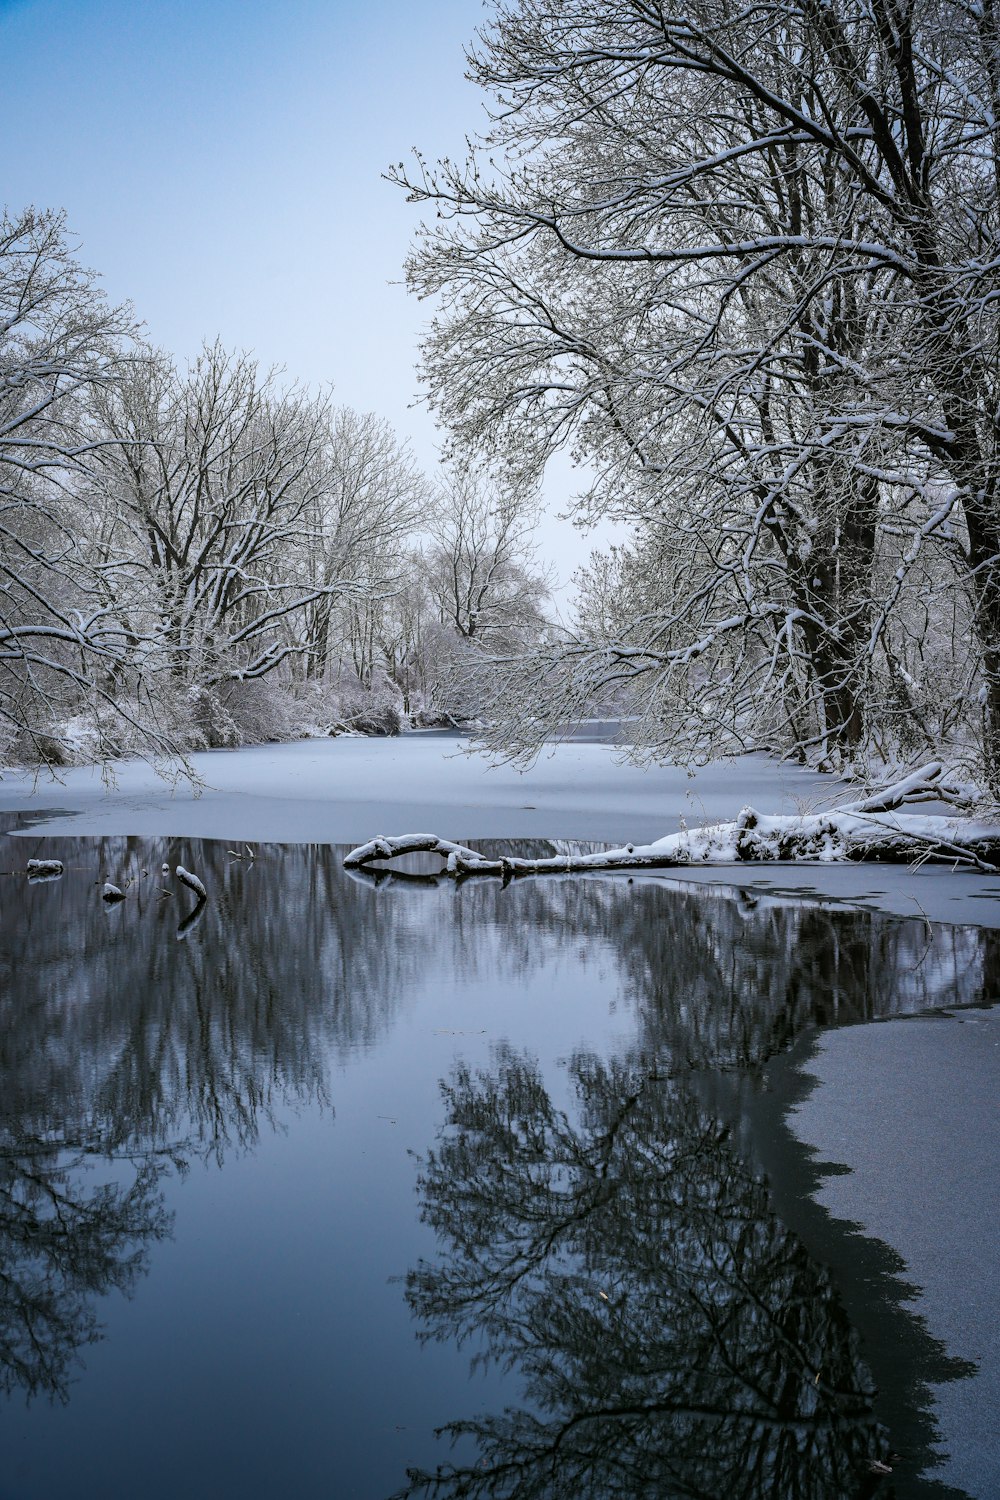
0, 837, 989, 1498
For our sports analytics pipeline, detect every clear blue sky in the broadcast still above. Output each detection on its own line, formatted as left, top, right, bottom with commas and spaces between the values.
2, 0, 608, 592
2, 0, 476, 415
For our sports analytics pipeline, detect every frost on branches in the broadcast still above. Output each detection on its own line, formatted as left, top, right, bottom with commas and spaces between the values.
395, 0, 1000, 790
0, 212, 552, 772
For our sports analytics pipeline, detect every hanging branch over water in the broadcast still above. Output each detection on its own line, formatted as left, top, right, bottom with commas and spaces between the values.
344, 765, 1000, 876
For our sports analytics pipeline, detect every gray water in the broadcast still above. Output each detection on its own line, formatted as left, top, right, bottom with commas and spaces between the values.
1, 831, 994, 1499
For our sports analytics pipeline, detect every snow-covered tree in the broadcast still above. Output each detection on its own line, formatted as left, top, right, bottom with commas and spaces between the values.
426, 464, 550, 648
297, 405, 427, 689
394, 0, 1000, 781
86, 343, 348, 691
420, 463, 553, 718
3, 206, 558, 764
0, 207, 151, 762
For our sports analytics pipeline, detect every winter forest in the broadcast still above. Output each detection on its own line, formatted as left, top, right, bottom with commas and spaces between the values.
0, 207, 552, 766
6, 0, 1000, 793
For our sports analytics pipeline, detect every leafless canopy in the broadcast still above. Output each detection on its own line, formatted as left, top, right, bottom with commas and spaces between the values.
394, 0, 1000, 785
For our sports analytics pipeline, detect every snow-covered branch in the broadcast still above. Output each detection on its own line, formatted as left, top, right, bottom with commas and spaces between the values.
394, 0, 1000, 784
345, 808, 1000, 877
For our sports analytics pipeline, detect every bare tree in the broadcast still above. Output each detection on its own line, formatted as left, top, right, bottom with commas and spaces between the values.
0, 207, 154, 762
394, 0, 1000, 783
296, 406, 427, 688
370, 550, 434, 715
418, 464, 552, 717
87, 344, 351, 690
425, 464, 551, 646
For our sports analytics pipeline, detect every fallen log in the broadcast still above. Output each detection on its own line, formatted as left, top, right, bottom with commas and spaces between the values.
344, 808, 1000, 879
839, 760, 970, 814
344, 834, 499, 870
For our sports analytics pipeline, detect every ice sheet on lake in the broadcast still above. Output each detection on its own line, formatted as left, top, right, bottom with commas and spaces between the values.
0, 734, 835, 844
789, 1009, 1000, 1500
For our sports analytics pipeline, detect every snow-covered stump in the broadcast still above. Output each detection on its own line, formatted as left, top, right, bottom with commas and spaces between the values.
102, 881, 125, 902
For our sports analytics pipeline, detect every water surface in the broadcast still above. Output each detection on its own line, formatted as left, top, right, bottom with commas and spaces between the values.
1, 833, 993, 1498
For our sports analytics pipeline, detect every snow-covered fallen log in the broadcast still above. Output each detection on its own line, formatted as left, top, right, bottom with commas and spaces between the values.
344, 808, 1000, 878
26, 858, 63, 880
344, 834, 494, 870
345, 765, 1000, 877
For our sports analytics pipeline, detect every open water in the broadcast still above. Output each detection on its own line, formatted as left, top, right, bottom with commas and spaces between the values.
0, 829, 995, 1499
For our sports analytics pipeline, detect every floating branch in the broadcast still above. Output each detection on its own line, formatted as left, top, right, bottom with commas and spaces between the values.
176, 865, 208, 899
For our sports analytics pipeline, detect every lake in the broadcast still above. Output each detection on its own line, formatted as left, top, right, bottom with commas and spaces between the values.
2, 822, 996, 1499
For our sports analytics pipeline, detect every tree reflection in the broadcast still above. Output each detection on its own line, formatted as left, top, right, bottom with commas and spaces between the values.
0, 1132, 172, 1401
2, 836, 443, 1163
1, 834, 440, 1406
3, 829, 996, 1465
437, 863, 1000, 1072
399, 1046, 889, 1499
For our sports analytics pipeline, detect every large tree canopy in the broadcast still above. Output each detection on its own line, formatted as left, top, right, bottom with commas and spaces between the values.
395, 0, 1000, 781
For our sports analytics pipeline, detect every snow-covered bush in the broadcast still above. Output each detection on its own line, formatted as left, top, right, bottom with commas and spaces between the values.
217, 680, 301, 746
326, 671, 405, 737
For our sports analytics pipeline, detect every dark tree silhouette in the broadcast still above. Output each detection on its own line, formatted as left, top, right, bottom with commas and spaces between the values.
398, 1047, 890, 1499
0, 1133, 171, 1402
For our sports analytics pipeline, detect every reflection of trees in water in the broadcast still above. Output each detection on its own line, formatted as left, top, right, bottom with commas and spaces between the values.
3, 834, 997, 1449
598, 879, 995, 1069
1, 835, 446, 1405
2, 837, 446, 1158
8, 847, 997, 1159
398, 1047, 886, 1500
375, 870, 994, 1499
0, 1135, 171, 1402
417, 868, 1000, 1071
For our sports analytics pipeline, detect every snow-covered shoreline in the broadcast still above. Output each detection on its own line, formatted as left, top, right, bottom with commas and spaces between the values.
785, 1011, 1000, 1498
